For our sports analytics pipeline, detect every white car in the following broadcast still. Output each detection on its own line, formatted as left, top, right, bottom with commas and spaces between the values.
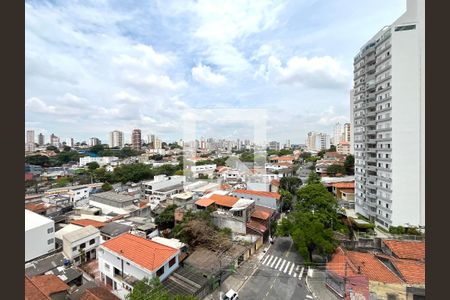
223, 289, 239, 300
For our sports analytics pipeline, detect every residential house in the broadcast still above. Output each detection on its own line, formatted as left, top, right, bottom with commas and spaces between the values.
247, 205, 276, 242
337, 141, 351, 155
190, 164, 217, 178
100, 222, 132, 242
142, 175, 185, 202
25, 275, 69, 300
62, 225, 100, 266
331, 182, 355, 202
211, 198, 255, 234
25, 209, 55, 262
97, 233, 181, 299
232, 189, 281, 211
270, 179, 280, 193
79, 156, 119, 167
327, 245, 425, 300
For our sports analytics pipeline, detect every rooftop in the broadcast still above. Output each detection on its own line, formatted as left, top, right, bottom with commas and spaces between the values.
230, 198, 255, 211
91, 191, 134, 203
100, 222, 132, 237
209, 194, 239, 208
55, 224, 83, 240
195, 197, 215, 207
233, 189, 281, 200
79, 287, 120, 300
70, 219, 106, 228
383, 240, 425, 261
251, 205, 275, 220
101, 233, 179, 272
25, 275, 69, 299
63, 225, 100, 243
25, 253, 65, 277
331, 182, 355, 189
25, 209, 53, 231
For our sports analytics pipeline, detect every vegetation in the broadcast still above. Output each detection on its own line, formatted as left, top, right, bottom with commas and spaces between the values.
267, 149, 294, 156
306, 171, 321, 185
101, 182, 113, 191
279, 189, 293, 212
326, 164, 346, 177
329, 145, 337, 152
87, 162, 100, 171
25, 150, 82, 167
126, 277, 197, 300
197, 174, 209, 180
344, 154, 355, 175
155, 205, 178, 230
195, 157, 228, 166
280, 177, 302, 194
389, 226, 423, 236
46, 145, 60, 153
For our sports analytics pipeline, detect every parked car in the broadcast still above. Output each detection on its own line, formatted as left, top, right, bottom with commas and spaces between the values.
223, 289, 238, 300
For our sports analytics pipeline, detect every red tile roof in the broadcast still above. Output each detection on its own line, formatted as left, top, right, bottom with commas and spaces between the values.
79, 287, 120, 300
331, 182, 355, 189
327, 248, 402, 284
25, 203, 49, 214
101, 233, 178, 272
233, 189, 281, 200
209, 194, 239, 208
71, 219, 106, 228
247, 220, 267, 233
270, 179, 280, 187
251, 206, 275, 220
195, 197, 215, 207
391, 259, 425, 284
383, 240, 425, 261
25, 275, 69, 300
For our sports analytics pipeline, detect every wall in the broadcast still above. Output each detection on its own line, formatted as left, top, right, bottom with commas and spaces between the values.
212, 214, 246, 234
390, 0, 424, 227
233, 193, 278, 210
63, 231, 100, 262
25, 221, 55, 262
98, 246, 180, 300
369, 281, 406, 300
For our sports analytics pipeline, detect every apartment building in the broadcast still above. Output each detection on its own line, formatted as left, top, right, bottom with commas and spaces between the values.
352, 0, 424, 229
25, 209, 55, 262
109, 130, 124, 148
131, 129, 141, 150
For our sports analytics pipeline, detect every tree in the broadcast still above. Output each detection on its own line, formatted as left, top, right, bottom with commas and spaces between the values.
307, 171, 321, 185
63, 145, 71, 152
329, 145, 337, 152
55, 177, 70, 188
56, 150, 81, 164
25, 155, 50, 167
300, 152, 312, 160
317, 150, 326, 158
89, 144, 105, 154
101, 182, 113, 191
150, 154, 164, 161
174, 170, 184, 176
198, 174, 209, 179
155, 205, 178, 230
279, 211, 337, 264
87, 162, 100, 171
344, 154, 355, 175
46, 145, 59, 152
279, 189, 293, 212
326, 164, 345, 177
126, 277, 197, 300
280, 177, 302, 194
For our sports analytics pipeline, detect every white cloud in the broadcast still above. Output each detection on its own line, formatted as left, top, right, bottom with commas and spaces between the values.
258, 55, 351, 89
113, 91, 143, 104
126, 74, 187, 91
191, 64, 226, 85
25, 97, 58, 114
318, 106, 349, 126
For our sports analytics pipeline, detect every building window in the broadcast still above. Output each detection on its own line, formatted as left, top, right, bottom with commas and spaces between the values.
156, 267, 164, 277
386, 204, 389, 208
386, 213, 389, 218
47, 227, 54, 234
47, 238, 54, 245
394, 24, 416, 32
80, 243, 86, 249
105, 263, 110, 270
169, 257, 176, 268
89, 239, 96, 245
72, 247, 77, 251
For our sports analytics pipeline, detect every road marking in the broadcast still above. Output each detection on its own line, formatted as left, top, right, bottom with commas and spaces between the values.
283, 261, 291, 273
265, 255, 274, 266
293, 272, 297, 277
274, 258, 286, 269
296, 265, 300, 271
278, 259, 286, 271
261, 254, 271, 265
299, 267, 305, 279
288, 263, 295, 275
269, 257, 279, 268
306, 295, 313, 299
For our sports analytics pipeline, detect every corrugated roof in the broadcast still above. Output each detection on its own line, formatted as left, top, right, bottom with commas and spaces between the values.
63, 225, 100, 243
101, 233, 178, 272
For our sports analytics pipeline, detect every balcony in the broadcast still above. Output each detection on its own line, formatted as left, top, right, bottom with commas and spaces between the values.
366, 64, 376, 73
377, 166, 392, 172
376, 147, 391, 151
375, 137, 392, 142
366, 139, 377, 144
366, 110, 376, 117
366, 156, 377, 163
367, 165, 377, 172
366, 82, 376, 92
376, 75, 392, 84
375, 54, 391, 66
365, 120, 376, 126
376, 117, 392, 123
366, 93, 375, 101
367, 147, 377, 153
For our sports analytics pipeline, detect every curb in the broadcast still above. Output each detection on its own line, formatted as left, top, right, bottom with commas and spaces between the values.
305, 268, 318, 300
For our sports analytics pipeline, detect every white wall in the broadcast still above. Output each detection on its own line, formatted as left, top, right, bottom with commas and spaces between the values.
25, 222, 55, 262
63, 231, 100, 262
390, 0, 424, 227
98, 246, 180, 300
233, 192, 278, 210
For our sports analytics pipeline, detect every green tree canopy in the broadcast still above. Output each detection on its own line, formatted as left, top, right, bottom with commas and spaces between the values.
306, 171, 321, 185
155, 205, 178, 230
326, 164, 345, 177
280, 177, 302, 194
25, 155, 50, 167
63, 145, 71, 152
87, 161, 100, 171
126, 277, 197, 300
46, 145, 60, 152
329, 145, 337, 152
344, 154, 355, 175
101, 182, 113, 191
89, 144, 105, 154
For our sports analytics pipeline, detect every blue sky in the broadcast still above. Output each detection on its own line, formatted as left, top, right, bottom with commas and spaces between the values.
25, 0, 406, 144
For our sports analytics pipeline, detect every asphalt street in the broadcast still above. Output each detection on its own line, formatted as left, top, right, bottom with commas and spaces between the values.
237, 237, 313, 300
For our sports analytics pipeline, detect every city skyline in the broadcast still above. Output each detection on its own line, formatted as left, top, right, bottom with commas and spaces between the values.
25, 0, 405, 142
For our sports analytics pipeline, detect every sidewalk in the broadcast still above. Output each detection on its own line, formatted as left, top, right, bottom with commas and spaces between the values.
202, 245, 269, 300
306, 269, 340, 300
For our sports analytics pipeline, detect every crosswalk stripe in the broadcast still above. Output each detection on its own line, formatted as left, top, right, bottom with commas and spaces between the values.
270, 257, 279, 268
288, 263, 295, 275
261, 254, 270, 265
283, 261, 291, 273
265, 255, 274, 266
278, 259, 286, 271
296, 265, 300, 271
306, 295, 313, 299
299, 267, 305, 279
293, 273, 297, 277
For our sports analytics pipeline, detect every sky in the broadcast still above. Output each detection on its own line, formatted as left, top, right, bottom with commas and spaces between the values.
25, 0, 406, 145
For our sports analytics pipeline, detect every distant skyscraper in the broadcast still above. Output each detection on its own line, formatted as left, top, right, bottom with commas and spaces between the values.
109, 130, 124, 148
38, 133, 45, 146
89, 137, 101, 147
343, 123, 351, 143
333, 122, 343, 146
132, 129, 142, 150
50, 133, 60, 147
268, 141, 280, 151
65, 138, 74, 148
154, 138, 162, 149
349, 89, 355, 155
25, 130, 35, 152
